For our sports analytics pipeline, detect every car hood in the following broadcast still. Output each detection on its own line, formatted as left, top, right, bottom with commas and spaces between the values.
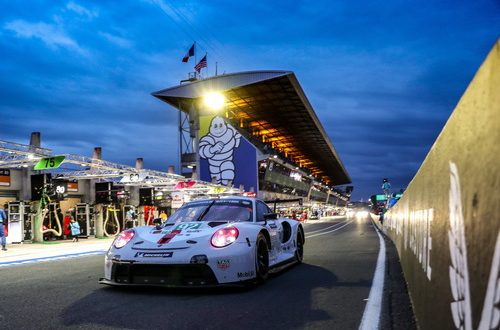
130, 222, 227, 249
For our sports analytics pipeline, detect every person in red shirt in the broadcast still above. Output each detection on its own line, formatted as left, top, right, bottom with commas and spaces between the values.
63, 211, 72, 238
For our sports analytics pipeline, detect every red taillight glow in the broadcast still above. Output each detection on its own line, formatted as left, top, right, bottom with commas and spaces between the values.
211, 227, 239, 248
114, 230, 135, 249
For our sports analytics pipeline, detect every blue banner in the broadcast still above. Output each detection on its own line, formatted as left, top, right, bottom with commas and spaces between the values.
199, 115, 258, 192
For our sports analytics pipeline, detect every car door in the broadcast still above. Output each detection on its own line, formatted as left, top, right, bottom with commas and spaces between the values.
256, 200, 282, 263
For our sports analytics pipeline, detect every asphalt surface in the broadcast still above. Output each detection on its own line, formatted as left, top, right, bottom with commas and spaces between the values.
0, 217, 415, 329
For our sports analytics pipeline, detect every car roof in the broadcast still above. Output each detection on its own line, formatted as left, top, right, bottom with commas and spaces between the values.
187, 196, 258, 204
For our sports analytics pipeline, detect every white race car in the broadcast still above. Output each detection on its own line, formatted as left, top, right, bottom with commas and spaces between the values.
99, 197, 305, 287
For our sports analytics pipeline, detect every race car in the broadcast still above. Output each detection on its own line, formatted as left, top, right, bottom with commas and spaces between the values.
99, 196, 305, 287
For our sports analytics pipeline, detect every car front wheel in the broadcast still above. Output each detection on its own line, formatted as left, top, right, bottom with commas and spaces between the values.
255, 234, 269, 283
295, 230, 304, 263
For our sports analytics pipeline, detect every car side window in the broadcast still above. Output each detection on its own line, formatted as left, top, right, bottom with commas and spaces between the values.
256, 201, 271, 221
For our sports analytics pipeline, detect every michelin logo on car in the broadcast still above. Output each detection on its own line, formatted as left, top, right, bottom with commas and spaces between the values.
134, 252, 173, 258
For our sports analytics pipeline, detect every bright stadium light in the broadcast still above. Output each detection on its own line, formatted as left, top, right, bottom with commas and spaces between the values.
203, 92, 225, 111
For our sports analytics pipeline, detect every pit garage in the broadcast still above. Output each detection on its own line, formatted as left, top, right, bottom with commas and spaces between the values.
0, 133, 239, 244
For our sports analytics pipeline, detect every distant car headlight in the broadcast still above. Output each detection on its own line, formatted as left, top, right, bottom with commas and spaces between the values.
211, 227, 239, 248
114, 229, 135, 249
356, 211, 369, 219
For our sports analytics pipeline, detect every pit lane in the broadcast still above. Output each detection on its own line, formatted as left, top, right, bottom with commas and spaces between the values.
0, 217, 415, 329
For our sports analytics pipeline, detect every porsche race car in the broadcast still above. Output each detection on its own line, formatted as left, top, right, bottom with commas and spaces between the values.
99, 197, 305, 287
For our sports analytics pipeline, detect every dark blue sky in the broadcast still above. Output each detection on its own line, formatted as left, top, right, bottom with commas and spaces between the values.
1, 1, 499, 200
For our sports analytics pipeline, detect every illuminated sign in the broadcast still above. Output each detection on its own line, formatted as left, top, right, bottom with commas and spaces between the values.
175, 181, 196, 189
34, 156, 65, 170
290, 172, 302, 182
67, 181, 78, 192
370, 194, 387, 203
171, 192, 184, 209
208, 187, 226, 194
0, 169, 10, 186
120, 173, 147, 183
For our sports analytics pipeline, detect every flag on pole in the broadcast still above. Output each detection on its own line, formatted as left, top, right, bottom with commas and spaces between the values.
194, 55, 207, 73
182, 43, 195, 62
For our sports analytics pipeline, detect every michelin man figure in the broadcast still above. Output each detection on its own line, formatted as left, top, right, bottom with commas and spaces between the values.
199, 116, 241, 185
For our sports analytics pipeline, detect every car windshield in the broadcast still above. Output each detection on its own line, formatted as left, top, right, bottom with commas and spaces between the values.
165, 199, 253, 224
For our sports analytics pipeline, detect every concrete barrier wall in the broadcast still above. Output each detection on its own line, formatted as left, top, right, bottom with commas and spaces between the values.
380, 40, 500, 330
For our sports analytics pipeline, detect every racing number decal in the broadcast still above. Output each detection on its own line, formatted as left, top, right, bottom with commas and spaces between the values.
175, 223, 202, 230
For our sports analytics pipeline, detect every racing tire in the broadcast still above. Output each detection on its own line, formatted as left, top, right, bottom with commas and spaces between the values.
295, 230, 304, 263
255, 234, 269, 283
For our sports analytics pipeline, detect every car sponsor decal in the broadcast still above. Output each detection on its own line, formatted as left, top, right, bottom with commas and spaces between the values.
237, 270, 255, 278
157, 229, 182, 245
216, 199, 252, 206
217, 259, 231, 270
134, 251, 173, 258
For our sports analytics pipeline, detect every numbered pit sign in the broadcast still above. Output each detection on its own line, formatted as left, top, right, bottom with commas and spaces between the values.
34, 156, 66, 170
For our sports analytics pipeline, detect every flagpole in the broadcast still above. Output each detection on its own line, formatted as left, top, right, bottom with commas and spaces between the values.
194, 41, 197, 79
204, 53, 207, 79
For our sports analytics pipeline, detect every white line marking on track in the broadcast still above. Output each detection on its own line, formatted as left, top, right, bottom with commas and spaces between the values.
0, 250, 106, 268
305, 220, 353, 239
304, 221, 348, 234
359, 223, 386, 330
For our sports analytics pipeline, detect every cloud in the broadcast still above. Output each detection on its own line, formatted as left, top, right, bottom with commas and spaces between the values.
66, 1, 98, 19
143, 0, 183, 23
99, 32, 133, 48
3, 19, 86, 54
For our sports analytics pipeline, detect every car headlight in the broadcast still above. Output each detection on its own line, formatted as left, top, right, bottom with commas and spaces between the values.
211, 227, 239, 248
356, 211, 369, 219
114, 229, 135, 249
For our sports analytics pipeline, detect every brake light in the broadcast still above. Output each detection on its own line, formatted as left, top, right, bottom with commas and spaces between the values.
114, 230, 135, 249
211, 227, 239, 248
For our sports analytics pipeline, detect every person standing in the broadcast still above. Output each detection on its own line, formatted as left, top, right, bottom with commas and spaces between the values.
69, 218, 81, 242
63, 211, 72, 239
0, 205, 7, 251
382, 178, 392, 197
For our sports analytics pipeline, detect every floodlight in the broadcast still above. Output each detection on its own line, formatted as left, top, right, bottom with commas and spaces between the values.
203, 92, 225, 111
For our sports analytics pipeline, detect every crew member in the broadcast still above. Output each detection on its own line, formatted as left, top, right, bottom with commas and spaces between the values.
382, 178, 391, 197
0, 205, 7, 251
69, 218, 81, 242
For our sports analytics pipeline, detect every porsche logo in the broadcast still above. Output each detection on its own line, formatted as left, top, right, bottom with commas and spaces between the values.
217, 259, 231, 270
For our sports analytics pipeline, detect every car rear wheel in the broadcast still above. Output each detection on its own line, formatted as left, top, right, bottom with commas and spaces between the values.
295, 230, 304, 263
255, 234, 269, 283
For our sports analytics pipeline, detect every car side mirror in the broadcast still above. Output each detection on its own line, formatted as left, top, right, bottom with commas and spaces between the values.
263, 213, 278, 220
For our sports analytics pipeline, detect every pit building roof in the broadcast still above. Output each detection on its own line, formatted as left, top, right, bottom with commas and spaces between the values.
152, 70, 350, 186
